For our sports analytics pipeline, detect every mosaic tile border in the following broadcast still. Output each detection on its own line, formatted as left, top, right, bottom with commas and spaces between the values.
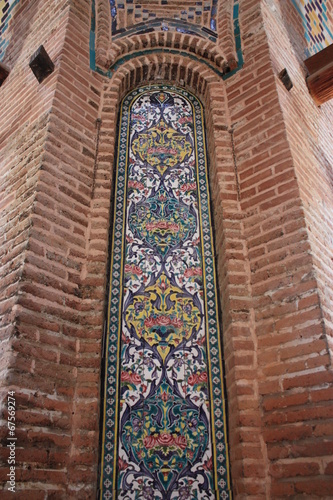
90, 0, 243, 80
291, 0, 333, 57
99, 84, 232, 500
112, 18, 217, 44
110, 0, 218, 39
0, 0, 19, 62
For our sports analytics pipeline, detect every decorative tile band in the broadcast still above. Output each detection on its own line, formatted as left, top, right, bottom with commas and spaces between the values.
90, 0, 243, 79
0, 0, 19, 62
109, 0, 218, 38
99, 84, 231, 500
112, 18, 217, 43
291, 0, 333, 57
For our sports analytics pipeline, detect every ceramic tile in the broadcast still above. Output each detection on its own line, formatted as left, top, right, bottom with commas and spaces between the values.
291, 0, 333, 56
109, 0, 219, 38
118, 487, 162, 499
101, 85, 230, 499
170, 487, 216, 500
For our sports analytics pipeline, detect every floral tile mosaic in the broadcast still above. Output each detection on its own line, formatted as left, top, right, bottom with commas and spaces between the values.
100, 85, 231, 499
0, 0, 19, 61
291, 0, 333, 56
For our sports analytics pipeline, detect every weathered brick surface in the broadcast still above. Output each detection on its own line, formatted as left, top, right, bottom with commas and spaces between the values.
0, 0, 333, 498
1, 0, 103, 497
223, 0, 333, 497
0, 0, 68, 388
258, 0, 333, 497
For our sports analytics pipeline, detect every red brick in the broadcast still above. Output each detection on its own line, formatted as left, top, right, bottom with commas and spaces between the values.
270, 461, 320, 479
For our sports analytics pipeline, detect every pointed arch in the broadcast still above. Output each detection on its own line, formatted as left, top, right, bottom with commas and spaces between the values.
86, 53, 267, 497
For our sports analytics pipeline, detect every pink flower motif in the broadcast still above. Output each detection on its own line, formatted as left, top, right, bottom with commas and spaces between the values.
144, 316, 183, 328
121, 371, 131, 382
161, 391, 168, 402
171, 317, 183, 328
203, 457, 213, 471
174, 435, 187, 450
146, 221, 179, 233
181, 182, 196, 192
143, 435, 156, 449
188, 372, 207, 386
198, 372, 208, 383
169, 223, 180, 233
121, 371, 142, 384
124, 264, 143, 275
118, 458, 128, 471
188, 374, 199, 386
158, 316, 172, 326
132, 373, 142, 384
178, 116, 192, 124
157, 433, 174, 447
128, 180, 145, 190
143, 433, 186, 451
184, 267, 202, 278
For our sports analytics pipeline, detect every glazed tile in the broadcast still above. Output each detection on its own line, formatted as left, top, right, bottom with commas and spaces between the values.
101, 85, 230, 499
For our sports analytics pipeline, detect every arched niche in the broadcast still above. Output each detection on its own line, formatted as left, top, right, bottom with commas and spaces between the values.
82, 53, 266, 498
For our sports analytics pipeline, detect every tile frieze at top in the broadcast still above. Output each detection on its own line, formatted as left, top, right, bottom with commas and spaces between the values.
110, 0, 219, 40
93, 0, 243, 79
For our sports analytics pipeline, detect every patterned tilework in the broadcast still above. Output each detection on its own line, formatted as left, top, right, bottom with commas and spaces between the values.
291, 0, 333, 56
100, 85, 231, 500
90, 0, 243, 78
110, 0, 218, 40
0, 0, 19, 61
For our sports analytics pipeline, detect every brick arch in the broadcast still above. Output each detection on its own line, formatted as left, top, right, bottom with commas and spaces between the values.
107, 32, 228, 75
83, 52, 269, 497
216, 0, 237, 65
106, 53, 222, 102
95, 0, 238, 72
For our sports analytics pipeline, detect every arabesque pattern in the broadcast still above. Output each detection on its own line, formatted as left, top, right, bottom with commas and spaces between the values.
100, 85, 231, 499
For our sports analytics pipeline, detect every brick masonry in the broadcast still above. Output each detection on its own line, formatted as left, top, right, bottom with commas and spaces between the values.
0, 0, 333, 498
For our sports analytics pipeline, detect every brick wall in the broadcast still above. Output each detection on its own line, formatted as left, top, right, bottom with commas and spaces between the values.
266, 0, 333, 347
260, 1, 333, 493
0, 0, 333, 498
0, 0, 69, 388
225, 0, 333, 496
0, 0, 104, 497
